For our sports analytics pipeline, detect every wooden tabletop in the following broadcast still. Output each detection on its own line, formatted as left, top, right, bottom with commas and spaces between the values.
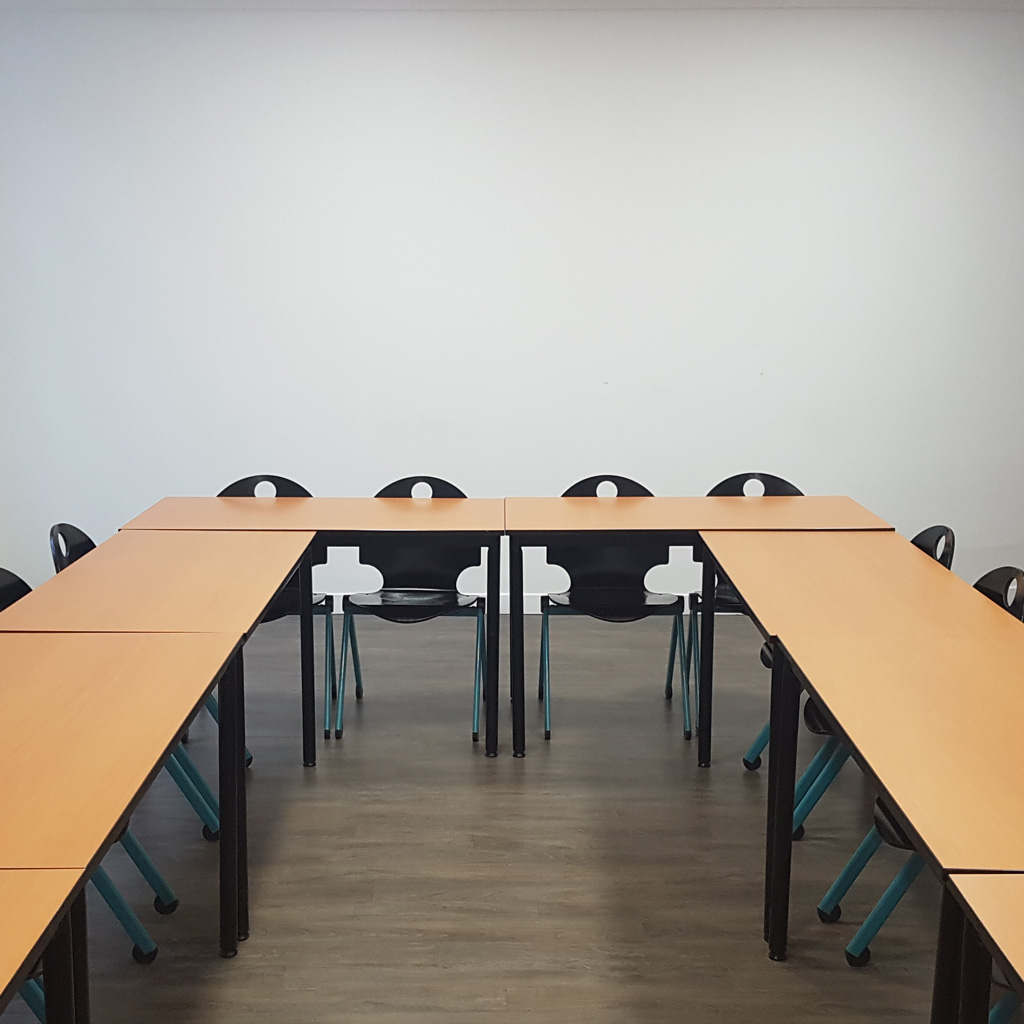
0, 529, 313, 634
950, 874, 1024, 988
504, 495, 892, 533
0, 632, 240, 868
0, 868, 83, 1009
123, 496, 506, 533
702, 529, 1024, 872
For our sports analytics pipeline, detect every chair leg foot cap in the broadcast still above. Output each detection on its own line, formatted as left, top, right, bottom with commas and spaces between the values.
845, 947, 870, 968
324, 730, 331, 739
544, 730, 551, 740
743, 756, 762, 771
334, 730, 342, 739
792, 824, 805, 841
817, 904, 842, 924
132, 945, 158, 965
472, 732, 479, 742
683, 730, 692, 741
154, 897, 178, 915
202, 825, 220, 843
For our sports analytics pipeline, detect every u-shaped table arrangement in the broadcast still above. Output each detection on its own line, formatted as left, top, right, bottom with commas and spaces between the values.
1, 493, 1021, 1024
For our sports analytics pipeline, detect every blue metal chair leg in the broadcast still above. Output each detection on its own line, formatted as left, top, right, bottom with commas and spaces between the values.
19, 978, 46, 1022
204, 694, 253, 766
990, 991, 1021, 1024
171, 743, 219, 817
89, 865, 158, 964
472, 608, 483, 742
794, 736, 841, 807
844, 853, 926, 966
677, 613, 693, 740
542, 609, 552, 740
817, 825, 885, 922
743, 721, 770, 770
793, 744, 850, 836
118, 829, 179, 914
334, 612, 351, 738
164, 748, 219, 838
349, 614, 364, 700
324, 610, 336, 726
664, 615, 678, 700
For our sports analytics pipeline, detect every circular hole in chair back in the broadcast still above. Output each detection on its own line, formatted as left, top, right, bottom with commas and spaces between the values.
743, 478, 766, 496
595, 479, 619, 498
411, 480, 433, 498
253, 480, 278, 497
1006, 577, 1018, 609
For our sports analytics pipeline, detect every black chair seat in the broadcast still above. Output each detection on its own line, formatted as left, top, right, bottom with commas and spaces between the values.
802, 696, 833, 736
550, 588, 682, 623
873, 799, 913, 851
346, 588, 478, 624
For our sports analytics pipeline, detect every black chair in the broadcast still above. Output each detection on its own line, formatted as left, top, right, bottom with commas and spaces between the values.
686, 473, 804, 742
49, 522, 96, 571
332, 476, 486, 741
217, 475, 336, 738
537, 475, 689, 740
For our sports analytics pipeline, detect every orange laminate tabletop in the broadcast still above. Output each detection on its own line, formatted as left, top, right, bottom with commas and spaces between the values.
0, 632, 241, 868
0, 868, 83, 1009
504, 495, 892, 533
122, 496, 505, 534
950, 875, 1024, 985
0, 529, 313, 634
701, 529, 1024, 873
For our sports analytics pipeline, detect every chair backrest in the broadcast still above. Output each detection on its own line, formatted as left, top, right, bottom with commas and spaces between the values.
706, 473, 804, 497
217, 475, 327, 567
910, 525, 955, 570
218, 475, 312, 498
49, 523, 96, 573
359, 476, 479, 590
561, 475, 653, 498
545, 475, 668, 597
0, 568, 31, 612
974, 566, 1024, 621
375, 476, 466, 499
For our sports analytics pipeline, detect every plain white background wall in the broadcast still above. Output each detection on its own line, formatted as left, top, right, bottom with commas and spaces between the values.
2, 3, 1023, 601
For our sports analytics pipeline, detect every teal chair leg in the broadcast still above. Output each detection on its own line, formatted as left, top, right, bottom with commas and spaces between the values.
542, 609, 552, 740
664, 615, 678, 700
472, 608, 484, 741
793, 736, 840, 806
89, 865, 158, 964
676, 613, 693, 740
743, 721, 770, 770
165, 747, 219, 839
793, 744, 850, 836
349, 614, 364, 700
118, 828, 178, 915
844, 853, 926, 966
334, 612, 351, 738
817, 825, 884, 923
990, 991, 1021, 1024
323, 611, 336, 736
204, 694, 253, 767
19, 978, 45, 1022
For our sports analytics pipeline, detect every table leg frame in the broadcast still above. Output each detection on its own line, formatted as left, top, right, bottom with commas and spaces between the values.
510, 535, 526, 757
697, 546, 717, 767
485, 537, 501, 756
299, 548, 316, 767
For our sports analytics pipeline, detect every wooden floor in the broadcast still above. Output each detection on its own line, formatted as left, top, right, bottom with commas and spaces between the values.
4, 615, 947, 1023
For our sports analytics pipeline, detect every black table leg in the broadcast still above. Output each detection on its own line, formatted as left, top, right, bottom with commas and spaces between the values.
218, 653, 240, 958
931, 885, 966, 1024
236, 647, 250, 942
697, 549, 716, 767
485, 537, 500, 756
959, 915, 992, 1024
299, 548, 316, 767
69, 890, 89, 1024
765, 644, 801, 961
510, 534, 526, 757
43, 907, 76, 1024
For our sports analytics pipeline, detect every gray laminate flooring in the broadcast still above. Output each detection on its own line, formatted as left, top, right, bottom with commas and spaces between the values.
3, 615, 949, 1023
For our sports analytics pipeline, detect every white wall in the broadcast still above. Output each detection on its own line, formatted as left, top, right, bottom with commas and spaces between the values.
2, 4, 1024, 600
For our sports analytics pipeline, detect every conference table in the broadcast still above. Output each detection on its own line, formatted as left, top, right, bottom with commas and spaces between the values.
938, 874, 1024, 1024
700, 530, 1024, 1020
0, 631, 245, 1023
121, 496, 506, 758
504, 495, 892, 758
